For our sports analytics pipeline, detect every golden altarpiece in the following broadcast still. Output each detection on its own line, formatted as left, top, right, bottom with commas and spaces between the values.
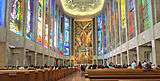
71, 19, 95, 64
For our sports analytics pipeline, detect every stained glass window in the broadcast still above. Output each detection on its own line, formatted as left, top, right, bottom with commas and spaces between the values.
50, 18, 54, 48
105, 1, 111, 51
64, 16, 70, 56
114, 0, 120, 46
128, 0, 137, 39
54, 20, 57, 47
44, 24, 49, 48
111, 0, 115, 48
44, 0, 49, 48
0, 0, 5, 27
51, 0, 55, 17
54, 6, 59, 48
155, 0, 160, 23
58, 16, 63, 51
138, 0, 153, 32
26, 0, 34, 41
37, 0, 43, 44
49, 0, 55, 48
121, 0, 127, 43
143, 0, 152, 30
102, 13, 107, 54
10, 0, 23, 35
97, 14, 102, 55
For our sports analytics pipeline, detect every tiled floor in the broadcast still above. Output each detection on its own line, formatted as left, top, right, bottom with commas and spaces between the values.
58, 72, 90, 81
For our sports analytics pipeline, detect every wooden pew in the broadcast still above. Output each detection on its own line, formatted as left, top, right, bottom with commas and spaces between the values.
0, 68, 77, 81
87, 69, 160, 81
0, 73, 10, 81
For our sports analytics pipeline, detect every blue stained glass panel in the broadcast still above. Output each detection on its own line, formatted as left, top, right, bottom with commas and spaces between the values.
97, 14, 103, 55
26, 0, 34, 41
0, 0, 5, 27
63, 17, 70, 55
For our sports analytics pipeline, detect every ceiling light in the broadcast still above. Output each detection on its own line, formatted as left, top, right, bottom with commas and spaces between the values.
61, 0, 105, 17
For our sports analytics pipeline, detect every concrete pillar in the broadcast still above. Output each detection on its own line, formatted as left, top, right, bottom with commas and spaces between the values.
50, 57, 54, 66
115, 56, 118, 64
111, 57, 113, 63
113, 56, 116, 64
31, 52, 35, 66
23, 49, 26, 66
0, 43, 6, 66
108, 58, 111, 63
152, 40, 160, 66
44, 55, 48, 65
37, 53, 43, 66
136, 46, 140, 63
93, 60, 95, 64
70, 59, 71, 66
117, 54, 121, 64
42, 54, 44, 66
120, 53, 123, 65
122, 52, 128, 65
127, 51, 130, 65
103, 58, 105, 65
35, 52, 37, 66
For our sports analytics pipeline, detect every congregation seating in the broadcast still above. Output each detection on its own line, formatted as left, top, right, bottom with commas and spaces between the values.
87, 68, 160, 81
0, 68, 77, 81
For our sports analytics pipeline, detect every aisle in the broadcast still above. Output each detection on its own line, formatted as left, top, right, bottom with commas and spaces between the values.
58, 72, 90, 81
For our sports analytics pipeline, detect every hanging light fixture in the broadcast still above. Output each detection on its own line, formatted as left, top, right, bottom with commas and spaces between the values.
60, 0, 105, 17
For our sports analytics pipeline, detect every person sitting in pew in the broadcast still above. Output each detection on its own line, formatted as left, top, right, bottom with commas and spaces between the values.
92, 64, 97, 69
127, 64, 132, 69
97, 65, 105, 69
131, 60, 136, 69
105, 64, 109, 68
137, 61, 142, 69
108, 62, 114, 68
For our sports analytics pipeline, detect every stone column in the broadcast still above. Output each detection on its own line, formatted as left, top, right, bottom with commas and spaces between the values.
35, 52, 37, 66
127, 51, 130, 65
122, 52, 128, 65
111, 57, 113, 63
152, 40, 160, 66
0, 43, 6, 66
136, 46, 140, 63
42, 54, 45, 66
115, 55, 118, 64
120, 53, 123, 65
117, 54, 121, 64
113, 56, 116, 64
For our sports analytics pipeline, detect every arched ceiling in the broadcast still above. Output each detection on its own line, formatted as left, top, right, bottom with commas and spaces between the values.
60, 0, 105, 17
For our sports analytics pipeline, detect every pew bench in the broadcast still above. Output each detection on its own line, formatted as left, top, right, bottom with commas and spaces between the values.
0, 68, 77, 81
87, 69, 160, 81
